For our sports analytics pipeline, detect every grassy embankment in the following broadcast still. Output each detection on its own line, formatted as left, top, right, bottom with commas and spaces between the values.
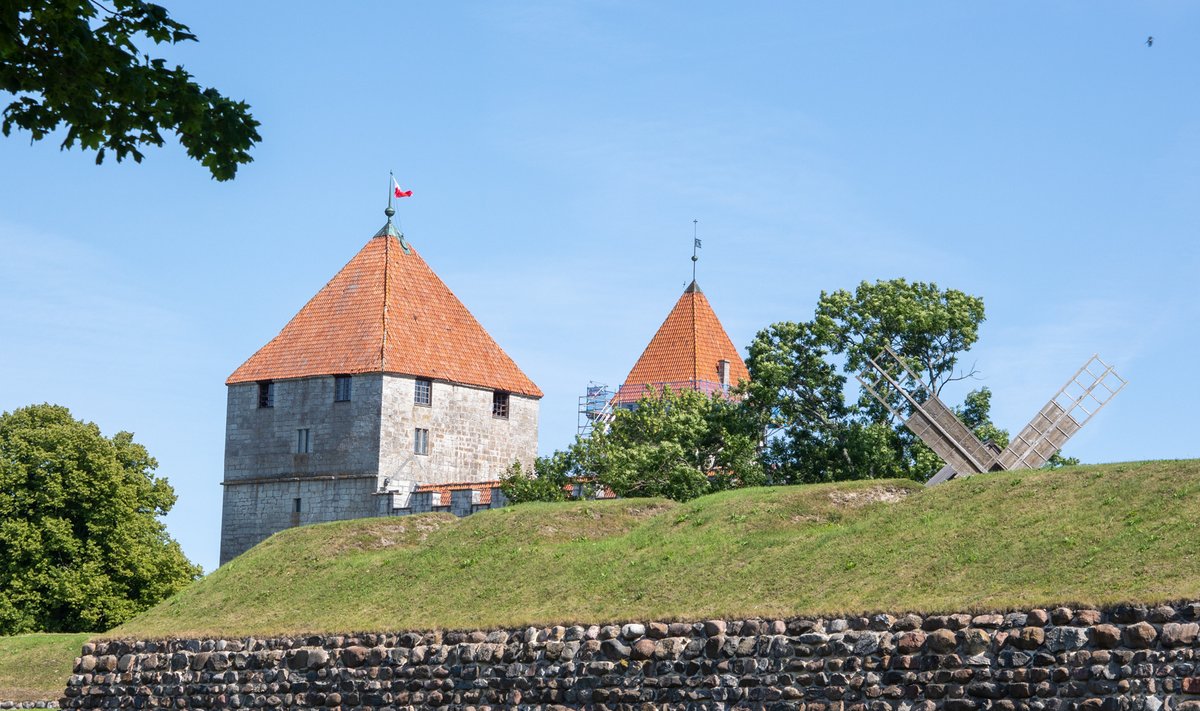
112, 458, 1200, 639
0, 633, 90, 703
4, 459, 1198, 701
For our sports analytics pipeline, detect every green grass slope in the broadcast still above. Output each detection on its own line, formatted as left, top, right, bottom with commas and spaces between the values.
0, 633, 90, 702
114, 459, 1200, 639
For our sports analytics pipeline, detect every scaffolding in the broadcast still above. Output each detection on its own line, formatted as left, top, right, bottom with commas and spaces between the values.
577, 379, 734, 436
577, 382, 615, 437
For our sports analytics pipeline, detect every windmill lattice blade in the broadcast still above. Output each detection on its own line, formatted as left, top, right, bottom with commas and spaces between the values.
857, 345, 998, 479
905, 395, 998, 475
997, 355, 1127, 470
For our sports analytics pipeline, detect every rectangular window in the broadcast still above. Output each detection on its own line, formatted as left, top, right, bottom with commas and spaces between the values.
293, 497, 302, 513
414, 378, 432, 406
296, 428, 311, 454
334, 375, 352, 402
257, 381, 274, 408
414, 427, 429, 455
492, 391, 510, 419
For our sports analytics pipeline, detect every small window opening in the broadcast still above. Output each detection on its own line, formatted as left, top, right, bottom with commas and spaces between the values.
414, 428, 429, 455
334, 375, 352, 402
296, 428, 311, 454
492, 391, 510, 419
414, 378, 432, 406
257, 381, 274, 408
293, 497, 302, 513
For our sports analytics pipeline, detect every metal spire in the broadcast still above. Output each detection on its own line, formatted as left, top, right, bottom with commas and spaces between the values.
385, 170, 396, 221
374, 170, 409, 253
690, 219, 700, 284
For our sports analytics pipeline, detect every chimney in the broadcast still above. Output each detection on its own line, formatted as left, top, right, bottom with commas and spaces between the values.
717, 359, 730, 388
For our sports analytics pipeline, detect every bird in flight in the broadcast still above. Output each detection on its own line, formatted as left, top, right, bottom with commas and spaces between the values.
1146, 36, 1154, 47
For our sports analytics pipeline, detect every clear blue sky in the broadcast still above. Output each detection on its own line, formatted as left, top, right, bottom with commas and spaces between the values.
2, 2, 1197, 573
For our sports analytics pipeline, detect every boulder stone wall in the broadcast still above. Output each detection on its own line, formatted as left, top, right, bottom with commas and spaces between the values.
62, 600, 1200, 709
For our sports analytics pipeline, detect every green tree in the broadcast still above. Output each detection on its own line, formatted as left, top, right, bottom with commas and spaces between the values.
0, 404, 201, 634
499, 455, 574, 504
1, 0, 260, 180
814, 279, 986, 396
747, 279, 990, 483
747, 280, 1075, 482
585, 388, 765, 502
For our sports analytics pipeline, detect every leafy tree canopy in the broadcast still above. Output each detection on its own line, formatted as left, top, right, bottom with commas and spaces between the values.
506, 388, 765, 504
0, 0, 260, 180
0, 404, 201, 634
814, 278, 985, 396
747, 279, 1010, 484
586, 388, 765, 501
499, 455, 573, 505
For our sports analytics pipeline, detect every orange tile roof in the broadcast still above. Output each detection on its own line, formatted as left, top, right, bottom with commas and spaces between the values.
412, 479, 615, 505
415, 480, 501, 505
616, 281, 749, 404
227, 229, 542, 398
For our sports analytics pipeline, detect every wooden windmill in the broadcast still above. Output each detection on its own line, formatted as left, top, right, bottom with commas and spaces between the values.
857, 346, 1126, 485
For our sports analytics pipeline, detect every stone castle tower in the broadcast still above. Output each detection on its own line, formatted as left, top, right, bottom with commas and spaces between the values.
219, 211, 541, 564
613, 279, 749, 405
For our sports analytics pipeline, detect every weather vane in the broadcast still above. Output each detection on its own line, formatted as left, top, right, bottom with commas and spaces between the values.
691, 219, 701, 283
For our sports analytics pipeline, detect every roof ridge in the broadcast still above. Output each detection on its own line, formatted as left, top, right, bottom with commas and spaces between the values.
691, 288, 698, 385
380, 232, 390, 371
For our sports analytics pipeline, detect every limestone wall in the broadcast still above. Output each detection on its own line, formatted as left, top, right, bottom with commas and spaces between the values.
379, 375, 538, 485
220, 373, 539, 564
219, 476, 380, 565
60, 600, 1200, 709
223, 376, 385, 482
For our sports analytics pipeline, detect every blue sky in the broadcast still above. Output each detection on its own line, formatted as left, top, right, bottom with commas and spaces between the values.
2, 2, 1197, 573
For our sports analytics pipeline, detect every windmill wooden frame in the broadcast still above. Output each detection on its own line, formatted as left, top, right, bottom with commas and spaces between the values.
857, 346, 1126, 485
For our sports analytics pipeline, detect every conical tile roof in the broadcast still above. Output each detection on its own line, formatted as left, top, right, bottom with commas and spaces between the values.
616, 280, 748, 404
227, 227, 542, 398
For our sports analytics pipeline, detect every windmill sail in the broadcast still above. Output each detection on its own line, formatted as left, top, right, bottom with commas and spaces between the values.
857, 346, 998, 478
858, 347, 1125, 486
996, 354, 1127, 470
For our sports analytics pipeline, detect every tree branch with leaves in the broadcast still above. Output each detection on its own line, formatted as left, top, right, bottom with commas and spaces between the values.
0, 0, 260, 180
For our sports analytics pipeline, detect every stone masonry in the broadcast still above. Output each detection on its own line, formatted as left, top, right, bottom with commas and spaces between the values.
378, 375, 538, 486
62, 600, 1200, 709
220, 374, 385, 564
220, 373, 538, 565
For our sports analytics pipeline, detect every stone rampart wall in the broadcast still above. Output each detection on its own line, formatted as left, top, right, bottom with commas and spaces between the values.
61, 601, 1200, 709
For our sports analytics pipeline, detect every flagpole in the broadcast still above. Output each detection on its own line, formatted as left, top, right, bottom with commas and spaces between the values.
388, 170, 394, 213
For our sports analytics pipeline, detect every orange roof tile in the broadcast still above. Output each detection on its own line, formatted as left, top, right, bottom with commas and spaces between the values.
616, 281, 749, 404
227, 228, 542, 398
415, 480, 501, 505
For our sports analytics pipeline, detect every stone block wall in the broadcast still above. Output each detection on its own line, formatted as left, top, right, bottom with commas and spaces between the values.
379, 375, 538, 485
219, 476, 380, 564
61, 600, 1200, 709
220, 373, 539, 565
223, 376, 385, 482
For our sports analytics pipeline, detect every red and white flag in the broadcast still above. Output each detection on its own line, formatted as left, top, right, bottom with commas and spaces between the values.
392, 177, 413, 198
